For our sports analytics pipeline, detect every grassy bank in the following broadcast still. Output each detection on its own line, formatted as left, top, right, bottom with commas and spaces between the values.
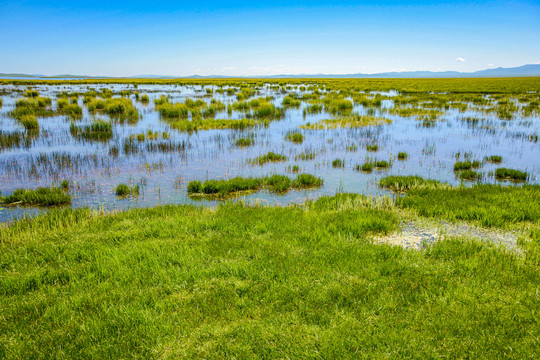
0, 188, 539, 358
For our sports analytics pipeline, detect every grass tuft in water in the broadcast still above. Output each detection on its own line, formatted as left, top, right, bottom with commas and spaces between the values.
115, 183, 140, 197
495, 168, 528, 181
1, 187, 71, 206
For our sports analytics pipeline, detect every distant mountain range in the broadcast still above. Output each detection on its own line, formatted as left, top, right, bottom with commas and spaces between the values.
1, 64, 539, 79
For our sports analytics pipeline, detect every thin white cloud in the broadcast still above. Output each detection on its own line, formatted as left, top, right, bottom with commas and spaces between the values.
456, 57, 466, 62
488, 63, 495, 67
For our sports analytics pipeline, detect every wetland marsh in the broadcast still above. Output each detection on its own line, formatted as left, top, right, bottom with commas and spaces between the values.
1, 77, 540, 358
0, 78, 538, 221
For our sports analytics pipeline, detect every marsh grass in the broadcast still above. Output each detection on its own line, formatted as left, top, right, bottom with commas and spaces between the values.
0, 131, 27, 150
0, 194, 538, 358
57, 98, 82, 117
17, 115, 39, 131
285, 131, 304, 144
356, 159, 391, 172
89, 98, 138, 121
332, 158, 344, 168
250, 152, 287, 165
366, 144, 379, 152
454, 160, 481, 172
300, 115, 390, 129
235, 137, 254, 147
167, 118, 258, 132
379, 175, 443, 192
115, 183, 140, 197
187, 174, 323, 198
1, 187, 71, 206
70, 120, 113, 142
11, 97, 54, 119
459, 170, 482, 180
495, 168, 528, 181
398, 184, 540, 227
397, 151, 408, 160
485, 155, 503, 164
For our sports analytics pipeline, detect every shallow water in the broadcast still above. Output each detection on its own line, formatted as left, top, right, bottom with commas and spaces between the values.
0, 83, 538, 222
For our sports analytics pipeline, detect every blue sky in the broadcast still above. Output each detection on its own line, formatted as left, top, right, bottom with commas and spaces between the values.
0, 1, 539, 76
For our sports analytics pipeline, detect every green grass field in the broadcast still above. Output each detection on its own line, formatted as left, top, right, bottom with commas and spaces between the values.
1, 186, 539, 359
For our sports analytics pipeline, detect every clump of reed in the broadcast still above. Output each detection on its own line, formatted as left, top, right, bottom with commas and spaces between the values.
56, 98, 83, 117
11, 97, 54, 119
17, 115, 39, 131
495, 168, 528, 181
115, 183, 140, 197
379, 175, 442, 192
250, 152, 288, 165
300, 115, 390, 129
332, 159, 344, 168
88, 98, 138, 121
366, 144, 379, 152
70, 120, 113, 141
24, 89, 39, 97
285, 131, 304, 144
356, 159, 391, 172
282, 94, 301, 107
397, 152, 408, 160
140, 94, 150, 103
0, 131, 27, 150
1, 187, 71, 206
187, 173, 323, 198
235, 137, 254, 147
485, 155, 503, 164
167, 118, 258, 132
454, 160, 481, 171
459, 170, 482, 180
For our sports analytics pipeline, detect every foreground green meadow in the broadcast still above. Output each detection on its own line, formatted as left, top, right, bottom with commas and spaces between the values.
1, 184, 539, 359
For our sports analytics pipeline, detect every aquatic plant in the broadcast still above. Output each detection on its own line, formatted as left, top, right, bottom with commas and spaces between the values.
356, 160, 390, 172
282, 95, 301, 107
11, 97, 54, 118
379, 176, 442, 192
397, 152, 408, 160
1, 187, 71, 206
235, 137, 254, 147
459, 170, 482, 180
187, 174, 322, 198
115, 183, 140, 196
140, 94, 150, 103
285, 131, 304, 144
332, 159, 344, 168
250, 152, 287, 165
495, 168, 528, 181
17, 115, 39, 131
366, 144, 379, 152
454, 160, 481, 172
300, 115, 390, 129
70, 120, 113, 141
485, 155, 503, 164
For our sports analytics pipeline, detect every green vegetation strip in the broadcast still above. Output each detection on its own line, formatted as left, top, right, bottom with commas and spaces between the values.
301, 115, 391, 129
0, 189, 539, 358
187, 174, 323, 198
